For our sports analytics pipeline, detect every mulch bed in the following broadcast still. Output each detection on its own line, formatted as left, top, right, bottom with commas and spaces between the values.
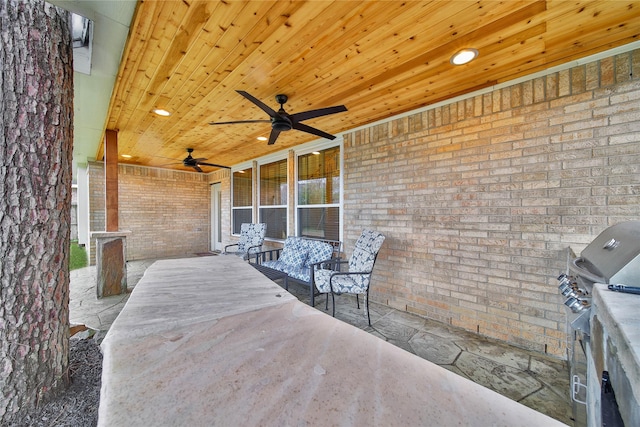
5, 336, 103, 427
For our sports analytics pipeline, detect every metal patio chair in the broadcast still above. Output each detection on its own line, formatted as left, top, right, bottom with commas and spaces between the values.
223, 223, 266, 260
314, 229, 385, 325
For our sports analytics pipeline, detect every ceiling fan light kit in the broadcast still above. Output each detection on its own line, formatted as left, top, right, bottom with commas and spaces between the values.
209, 90, 347, 145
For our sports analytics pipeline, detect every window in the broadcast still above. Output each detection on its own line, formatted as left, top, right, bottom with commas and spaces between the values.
259, 159, 287, 239
297, 146, 340, 240
232, 168, 252, 234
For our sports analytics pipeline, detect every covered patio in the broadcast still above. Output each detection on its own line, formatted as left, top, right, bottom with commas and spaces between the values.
53, 1, 640, 425
62, 0, 640, 359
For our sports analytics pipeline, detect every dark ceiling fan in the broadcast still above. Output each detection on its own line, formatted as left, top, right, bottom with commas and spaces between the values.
209, 90, 347, 145
181, 148, 230, 172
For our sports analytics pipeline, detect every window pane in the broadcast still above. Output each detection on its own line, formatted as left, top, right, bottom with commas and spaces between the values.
233, 169, 252, 207
298, 207, 339, 240
260, 207, 287, 240
298, 146, 340, 205
232, 208, 252, 234
260, 159, 287, 206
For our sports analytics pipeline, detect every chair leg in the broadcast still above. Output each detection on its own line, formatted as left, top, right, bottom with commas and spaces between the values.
325, 293, 329, 311
331, 292, 336, 317
356, 294, 360, 309
365, 293, 371, 326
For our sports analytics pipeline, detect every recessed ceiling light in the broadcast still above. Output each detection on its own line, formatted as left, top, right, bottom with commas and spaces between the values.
450, 48, 479, 66
312, 151, 321, 155
257, 136, 268, 141
153, 108, 171, 116
121, 154, 132, 159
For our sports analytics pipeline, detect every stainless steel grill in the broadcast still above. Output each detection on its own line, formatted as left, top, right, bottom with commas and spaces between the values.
570, 220, 640, 289
558, 221, 640, 317
556, 221, 640, 427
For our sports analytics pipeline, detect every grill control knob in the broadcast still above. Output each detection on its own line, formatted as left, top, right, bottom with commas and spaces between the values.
564, 298, 584, 313
561, 285, 579, 298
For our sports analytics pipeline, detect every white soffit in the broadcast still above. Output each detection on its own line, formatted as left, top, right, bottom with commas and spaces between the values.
49, 0, 137, 182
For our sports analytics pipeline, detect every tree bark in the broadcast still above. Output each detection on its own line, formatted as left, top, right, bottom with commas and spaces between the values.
0, 0, 73, 421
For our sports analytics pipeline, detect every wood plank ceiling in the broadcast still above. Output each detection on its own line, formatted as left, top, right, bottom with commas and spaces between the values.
100, 0, 640, 172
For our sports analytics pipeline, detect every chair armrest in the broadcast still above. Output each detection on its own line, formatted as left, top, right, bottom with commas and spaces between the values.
246, 244, 262, 252
310, 258, 346, 270
329, 270, 372, 277
223, 243, 239, 254
243, 244, 263, 262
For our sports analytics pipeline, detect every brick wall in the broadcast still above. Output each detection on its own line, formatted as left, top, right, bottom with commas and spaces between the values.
89, 163, 213, 262
343, 49, 640, 357
88, 162, 105, 264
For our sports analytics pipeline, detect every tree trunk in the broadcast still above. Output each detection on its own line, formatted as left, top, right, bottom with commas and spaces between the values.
0, 0, 73, 421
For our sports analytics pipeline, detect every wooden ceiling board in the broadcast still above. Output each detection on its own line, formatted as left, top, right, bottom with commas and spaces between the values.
108, 1, 181, 126
113, 3, 201, 136
148, 2, 313, 147
154, 2, 261, 106
102, 0, 640, 172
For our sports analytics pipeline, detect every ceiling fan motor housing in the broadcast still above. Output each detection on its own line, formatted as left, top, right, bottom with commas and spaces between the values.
271, 116, 292, 131
272, 94, 293, 131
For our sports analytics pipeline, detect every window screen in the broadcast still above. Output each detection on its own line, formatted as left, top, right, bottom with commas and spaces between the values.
259, 159, 287, 239
297, 146, 340, 240
232, 168, 252, 234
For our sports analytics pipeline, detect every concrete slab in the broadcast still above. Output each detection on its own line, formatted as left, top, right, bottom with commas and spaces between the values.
98, 256, 567, 426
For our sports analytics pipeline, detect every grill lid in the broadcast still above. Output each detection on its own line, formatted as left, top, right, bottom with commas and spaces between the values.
572, 221, 640, 285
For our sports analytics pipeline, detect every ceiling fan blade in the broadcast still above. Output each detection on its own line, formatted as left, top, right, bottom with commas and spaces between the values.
292, 122, 336, 140
267, 129, 281, 145
198, 162, 231, 169
291, 105, 347, 122
192, 165, 203, 173
236, 90, 278, 118
209, 119, 271, 125
192, 157, 207, 162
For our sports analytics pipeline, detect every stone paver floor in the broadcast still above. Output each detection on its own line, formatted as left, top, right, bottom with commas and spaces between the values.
282, 281, 573, 426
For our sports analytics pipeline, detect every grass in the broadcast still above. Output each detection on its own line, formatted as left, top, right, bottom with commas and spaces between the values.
70, 240, 88, 271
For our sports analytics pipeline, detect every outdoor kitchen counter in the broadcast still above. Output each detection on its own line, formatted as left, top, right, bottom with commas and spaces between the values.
589, 284, 640, 426
98, 256, 566, 426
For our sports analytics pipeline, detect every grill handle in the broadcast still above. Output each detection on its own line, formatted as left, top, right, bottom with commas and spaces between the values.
570, 257, 607, 284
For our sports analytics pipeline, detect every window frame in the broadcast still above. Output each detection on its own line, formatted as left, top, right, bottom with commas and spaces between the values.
295, 141, 343, 242
231, 166, 253, 236
229, 139, 343, 242
258, 157, 288, 240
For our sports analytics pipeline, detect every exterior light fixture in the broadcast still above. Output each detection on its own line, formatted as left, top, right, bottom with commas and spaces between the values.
257, 136, 268, 141
450, 48, 478, 66
153, 108, 171, 116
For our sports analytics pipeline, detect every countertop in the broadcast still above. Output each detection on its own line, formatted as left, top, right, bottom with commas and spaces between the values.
98, 256, 566, 426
